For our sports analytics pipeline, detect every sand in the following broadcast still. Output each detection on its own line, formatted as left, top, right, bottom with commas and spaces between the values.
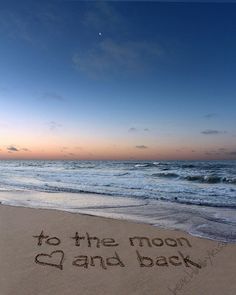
0, 204, 236, 295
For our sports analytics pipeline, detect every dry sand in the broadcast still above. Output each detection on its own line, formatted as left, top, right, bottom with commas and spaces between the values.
0, 204, 236, 295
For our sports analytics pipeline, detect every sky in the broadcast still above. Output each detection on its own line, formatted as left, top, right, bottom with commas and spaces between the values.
0, 0, 236, 160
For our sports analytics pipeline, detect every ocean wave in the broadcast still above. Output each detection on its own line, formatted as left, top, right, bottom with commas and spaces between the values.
223, 178, 236, 184
43, 185, 112, 195
181, 164, 196, 168
66, 165, 96, 170
155, 194, 236, 209
185, 163, 234, 170
135, 163, 156, 168
114, 172, 129, 176
153, 162, 163, 165
152, 172, 179, 178
1, 160, 236, 213
184, 175, 236, 184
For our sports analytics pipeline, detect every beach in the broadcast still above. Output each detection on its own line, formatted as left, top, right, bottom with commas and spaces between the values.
1, 0, 236, 294
1, 203, 236, 295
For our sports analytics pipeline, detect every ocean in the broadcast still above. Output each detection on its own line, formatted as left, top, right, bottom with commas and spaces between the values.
0, 160, 236, 242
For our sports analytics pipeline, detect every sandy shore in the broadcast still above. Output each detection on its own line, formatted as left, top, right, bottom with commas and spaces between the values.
0, 204, 236, 295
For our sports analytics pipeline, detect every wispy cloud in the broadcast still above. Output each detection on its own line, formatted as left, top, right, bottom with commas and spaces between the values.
203, 113, 218, 119
74, 2, 162, 78
218, 148, 227, 152
22, 148, 30, 152
128, 127, 137, 133
47, 121, 62, 131
0, 4, 63, 46
229, 151, 236, 156
136, 145, 148, 149
42, 92, 64, 102
201, 129, 226, 135
6, 146, 30, 152
204, 149, 222, 156
73, 38, 162, 78
7, 146, 19, 152
82, 2, 121, 30
203, 149, 236, 157
0, 10, 33, 43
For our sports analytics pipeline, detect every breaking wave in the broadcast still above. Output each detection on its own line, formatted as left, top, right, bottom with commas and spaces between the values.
184, 175, 236, 184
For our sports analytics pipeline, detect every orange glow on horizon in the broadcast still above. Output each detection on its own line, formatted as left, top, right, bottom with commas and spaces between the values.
0, 144, 232, 161
0, 131, 234, 161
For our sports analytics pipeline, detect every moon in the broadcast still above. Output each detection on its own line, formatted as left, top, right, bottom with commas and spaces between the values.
98, 32, 102, 36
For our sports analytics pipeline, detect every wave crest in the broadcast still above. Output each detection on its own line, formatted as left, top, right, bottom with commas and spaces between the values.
152, 172, 179, 178
184, 175, 236, 184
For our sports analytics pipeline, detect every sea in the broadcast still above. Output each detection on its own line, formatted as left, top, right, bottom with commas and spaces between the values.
0, 160, 236, 242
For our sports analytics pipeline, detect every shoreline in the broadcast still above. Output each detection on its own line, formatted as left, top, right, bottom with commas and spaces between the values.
1, 203, 236, 294
1, 202, 235, 244
1, 190, 236, 243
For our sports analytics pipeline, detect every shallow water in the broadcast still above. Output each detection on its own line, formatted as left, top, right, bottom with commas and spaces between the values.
0, 160, 236, 242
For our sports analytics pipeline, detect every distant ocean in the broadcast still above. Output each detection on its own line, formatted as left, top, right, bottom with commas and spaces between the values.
0, 160, 236, 242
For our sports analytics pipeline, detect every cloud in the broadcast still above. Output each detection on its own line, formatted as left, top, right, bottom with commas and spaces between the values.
136, 145, 148, 149
0, 10, 33, 42
128, 127, 150, 133
47, 121, 62, 131
82, 2, 121, 30
203, 113, 218, 119
22, 148, 30, 152
73, 38, 162, 78
79, 2, 162, 78
74, 2, 163, 78
205, 150, 221, 156
128, 127, 137, 132
7, 146, 19, 152
0, 4, 63, 46
42, 92, 64, 102
228, 151, 236, 156
201, 129, 226, 135
218, 148, 226, 152
6, 146, 30, 152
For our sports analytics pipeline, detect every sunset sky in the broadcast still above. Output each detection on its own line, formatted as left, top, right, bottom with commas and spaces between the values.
0, 1, 236, 160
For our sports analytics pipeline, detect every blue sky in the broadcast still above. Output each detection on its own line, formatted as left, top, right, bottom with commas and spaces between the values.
0, 1, 236, 160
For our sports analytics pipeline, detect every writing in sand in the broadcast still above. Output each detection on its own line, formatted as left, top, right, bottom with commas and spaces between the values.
33, 230, 202, 271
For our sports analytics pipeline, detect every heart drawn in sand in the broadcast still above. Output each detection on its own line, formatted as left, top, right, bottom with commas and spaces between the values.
35, 250, 65, 270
